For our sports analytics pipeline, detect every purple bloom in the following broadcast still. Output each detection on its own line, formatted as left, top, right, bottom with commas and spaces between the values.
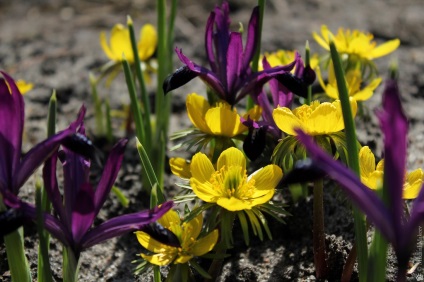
296, 79, 424, 278
38, 129, 172, 257
0, 71, 82, 197
163, 2, 313, 106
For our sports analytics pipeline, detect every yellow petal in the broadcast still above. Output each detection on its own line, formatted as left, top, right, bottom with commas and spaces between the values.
352, 77, 382, 101
186, 94, 212, 134
249, 165, 282, 191
359, 146, 376, 178
190, 152, 215, 183
272, 107, 302, 135
157, 209, 182, 237
216, 147, 246, 172
141, 253, 176, 266
110, 24, 134, 62
403, 168, 424, 199
191, 229, 219, 256
181, 214, 203, 248
216, 196, 253, 211
376, 160, 385, 172
204, 103, 242, 137
362, 171, 384, 190
138, 24, 157, 61
100, 31, 117, 61
312, 25, 331, 51
190, 178, 220, 203
135, 231, 176, 253
306, 101, 344, 134
174, 254, 193, 264
248, 189, 275, 207
169, 157, 191, 179
15, 80, 33, 95
369, 39, 400, 59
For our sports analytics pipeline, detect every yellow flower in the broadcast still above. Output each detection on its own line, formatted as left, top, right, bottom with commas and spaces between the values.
359, 146, 423, 199
169, 157, 191, 179
135, 209, 218, 266
5, 79, 33, 95
16, 80, 33, 95
359, 146, 384, 189
186, 93, 261, 138
190, 147, 282, 211
317, 66, 382, 101
100, 23, 157, 63
272, 99, 357, 136
313, 25, 400, 61
260, 50, 319, 71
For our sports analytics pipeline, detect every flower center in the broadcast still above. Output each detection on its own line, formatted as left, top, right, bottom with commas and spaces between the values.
210, 165, 256, 199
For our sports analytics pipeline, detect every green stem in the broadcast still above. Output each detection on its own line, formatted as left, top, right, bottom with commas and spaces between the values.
136, 138, 166, 205
155, 0, 172, 188
63, 246, 79, 282
105, 98, 113, 143
329, 39, 367, 281
305, 41, 312, 105
367, 231, 388, 282
127, 16, 152, 151
36, 180, 53, 282
89, 74, 105, 136
38, 91, 56, 282
4, 228, 31, 282
122, 59, 145, 145
312, 179, 329, 278
247, 0, 265, 110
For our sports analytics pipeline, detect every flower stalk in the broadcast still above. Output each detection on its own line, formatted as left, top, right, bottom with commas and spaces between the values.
329, 37, 368, 281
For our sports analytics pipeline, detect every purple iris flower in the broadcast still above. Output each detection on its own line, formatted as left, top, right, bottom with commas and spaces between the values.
6, 126, 173, 258
163, 2, 314, 106
0, 71, 82, 198
296, 79, 424, 279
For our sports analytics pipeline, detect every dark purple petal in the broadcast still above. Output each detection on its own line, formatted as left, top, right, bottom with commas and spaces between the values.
42, 152, 68, 227
274, 73, 308, 98
81, 201, 174, 249
13, 106, 86, 193
175, 49, 226, 99
296, 129, 396, 243
13, 129, 73, 194
141, 222, 181, 247
62, 149, 90, 229
93, 139, 128, 215
163, 66, 199, 94
376, 79, 408, 242
213, 2, 231, 82
0, 208, 26, 236
61, 133, 96, 160
226, 32, 243, 103
242, 6, 259, 71
205, 12, 217, 73
243, 126, 267, 161
282, 158, 327, 185
71, 183, 96, 244
407, 182, 424, 248
0, 72, 24, 186
6, 196, 71, 247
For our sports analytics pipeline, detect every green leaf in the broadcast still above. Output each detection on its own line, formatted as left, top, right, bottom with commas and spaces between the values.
111, 186, 129, 208
190, 260, 212, 279
182, 203, 214, 223
245, 210, 263, 240
237, 211, 250, 245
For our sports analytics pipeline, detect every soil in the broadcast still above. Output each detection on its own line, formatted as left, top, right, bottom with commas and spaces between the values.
1, 0, 424, 281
